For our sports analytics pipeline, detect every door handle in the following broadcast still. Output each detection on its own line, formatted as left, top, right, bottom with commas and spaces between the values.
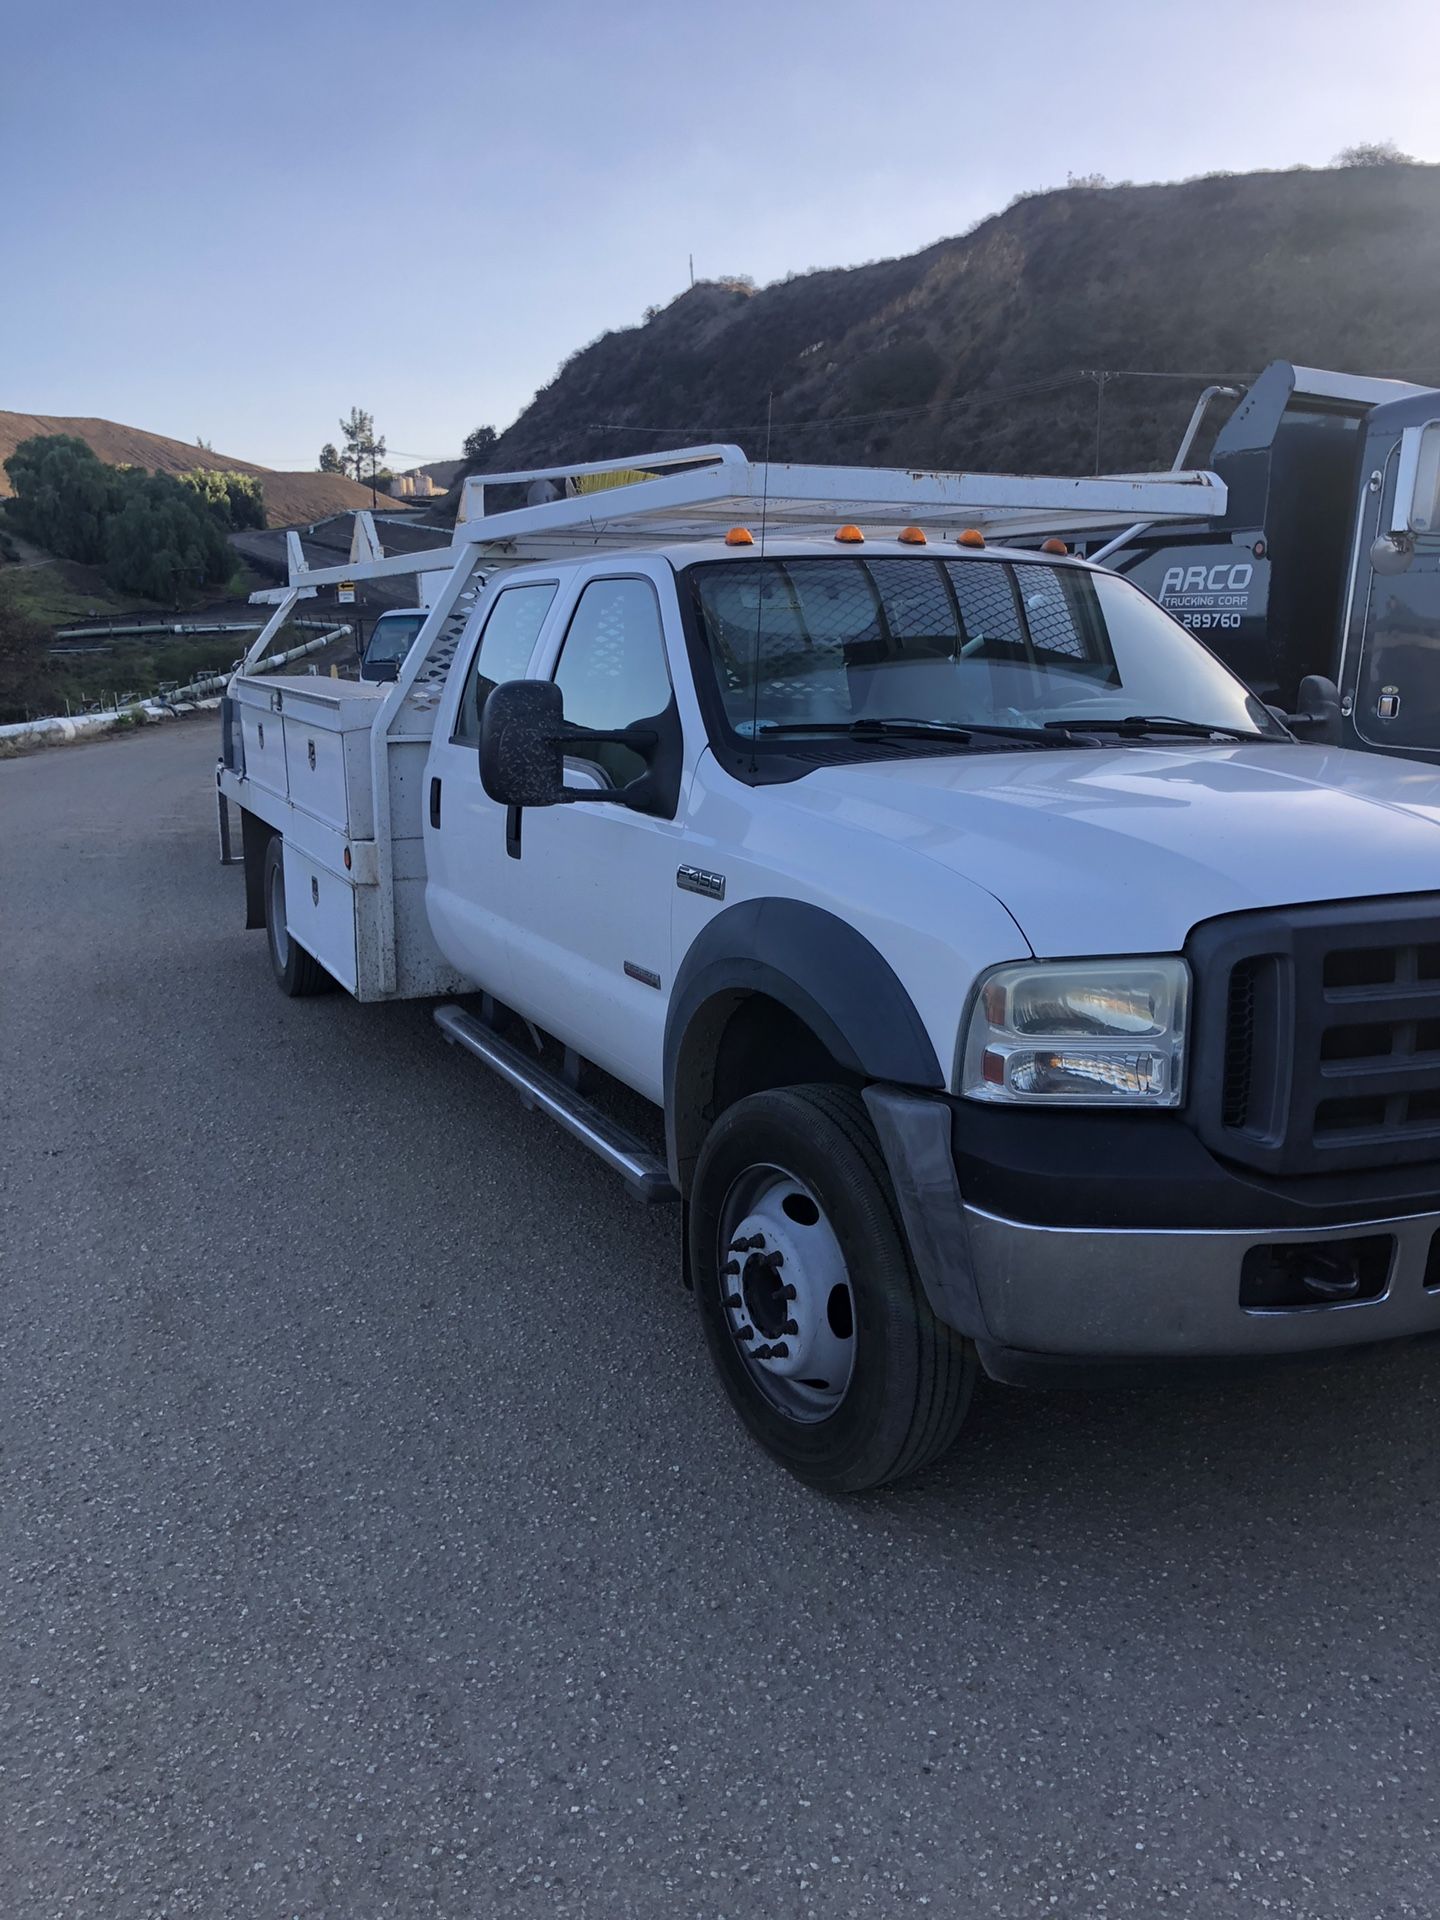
429, 776, 442, 828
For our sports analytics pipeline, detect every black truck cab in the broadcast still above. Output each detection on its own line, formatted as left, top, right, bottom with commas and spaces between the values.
1103, 362, 1440, 763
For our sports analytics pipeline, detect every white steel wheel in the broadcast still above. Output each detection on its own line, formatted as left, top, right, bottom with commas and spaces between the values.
716, 1164, 856, 1422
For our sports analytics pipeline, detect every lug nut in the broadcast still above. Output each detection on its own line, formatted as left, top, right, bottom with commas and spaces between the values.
723, 1293, 742, 1310
768, 1251, 785, 1268
735, 1326, 754, 1342
783, 1318, 798, 1336
769, 1342, 790, 1359
782, 1284, 797, 1301
722, 1259, 740, 1277
753, 1344, 773, 1360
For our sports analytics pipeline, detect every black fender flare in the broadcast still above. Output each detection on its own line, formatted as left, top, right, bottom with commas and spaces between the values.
663, 898, 943, 1190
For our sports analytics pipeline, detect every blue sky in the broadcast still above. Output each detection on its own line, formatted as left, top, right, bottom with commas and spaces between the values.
3, 0, 1437, 471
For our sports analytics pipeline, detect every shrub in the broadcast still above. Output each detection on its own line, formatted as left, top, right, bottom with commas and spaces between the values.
1334, 140, 1414, 167
3, 436, 233, 603
178, 468, 266, 530
0, 591, 55, 723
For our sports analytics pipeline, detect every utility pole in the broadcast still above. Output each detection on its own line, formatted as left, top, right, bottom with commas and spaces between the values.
1084, 369, 1111, 474
688, 252, 694, 288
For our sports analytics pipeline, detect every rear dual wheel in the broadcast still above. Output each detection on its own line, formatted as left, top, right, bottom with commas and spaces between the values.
690, 1085, 976, 1493
262, 836, 328, 998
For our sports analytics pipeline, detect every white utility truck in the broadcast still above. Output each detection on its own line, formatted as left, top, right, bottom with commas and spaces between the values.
217, 447, 1440, 1492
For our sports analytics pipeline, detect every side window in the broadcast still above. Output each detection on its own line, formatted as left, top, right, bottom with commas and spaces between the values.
451, 582, 558, 744
553, 576, 672, 788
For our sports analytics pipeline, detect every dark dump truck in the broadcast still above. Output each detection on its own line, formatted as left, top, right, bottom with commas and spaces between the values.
1090, 362, 1440, 763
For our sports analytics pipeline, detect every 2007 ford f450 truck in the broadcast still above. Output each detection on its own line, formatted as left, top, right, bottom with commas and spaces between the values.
216, 447, 1440, 1491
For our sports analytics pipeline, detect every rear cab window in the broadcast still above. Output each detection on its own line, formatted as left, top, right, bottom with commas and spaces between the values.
451, 581, 559, 744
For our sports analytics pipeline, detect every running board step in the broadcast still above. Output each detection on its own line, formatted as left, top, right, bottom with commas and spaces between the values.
434, 1004, 679, 1205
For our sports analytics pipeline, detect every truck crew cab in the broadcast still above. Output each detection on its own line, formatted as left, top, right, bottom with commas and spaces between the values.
217, 448, 1440, 1492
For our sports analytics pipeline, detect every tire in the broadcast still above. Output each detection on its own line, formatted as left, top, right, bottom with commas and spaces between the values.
689, 1084, 977, 1493
262, 835, 328, 998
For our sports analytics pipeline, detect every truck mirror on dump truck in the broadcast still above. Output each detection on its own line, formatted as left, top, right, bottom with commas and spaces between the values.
478, 679, 660, 810
1286, 674, 1343, 745
1392, 421, 1440, 539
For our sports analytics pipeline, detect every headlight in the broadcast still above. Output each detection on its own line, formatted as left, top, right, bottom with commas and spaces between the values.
960, 958, 1189, 1107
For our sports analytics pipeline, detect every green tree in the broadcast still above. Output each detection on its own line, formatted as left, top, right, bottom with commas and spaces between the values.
338, 407, 386, 487
4, 435, 232, 604
3, 434, 121, 563
178, 467, 266, 531
463, 424, 498, 463
103, 469, 230, 601
318, 442, 345, 473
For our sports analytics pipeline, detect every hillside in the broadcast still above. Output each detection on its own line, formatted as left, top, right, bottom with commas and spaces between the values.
483, 163, 1440, 481
0, 412, 395, 527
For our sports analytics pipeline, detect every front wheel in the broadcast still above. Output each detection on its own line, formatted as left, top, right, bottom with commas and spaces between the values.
690, 1085, 976, 1493
262, 836, 328, 998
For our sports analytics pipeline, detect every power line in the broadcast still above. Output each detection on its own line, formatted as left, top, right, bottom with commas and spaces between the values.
578, 370, 1092, 443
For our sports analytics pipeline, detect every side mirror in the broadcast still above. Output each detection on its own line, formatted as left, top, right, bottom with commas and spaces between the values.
478, 679, 662, 810
1391, 420, 1440, 538
1286, 673, 1343, 745
479, 679, 570, 807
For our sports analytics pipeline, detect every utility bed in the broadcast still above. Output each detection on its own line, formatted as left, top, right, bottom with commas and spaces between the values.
231, 675, 388, 832
223, 667, 471, 1002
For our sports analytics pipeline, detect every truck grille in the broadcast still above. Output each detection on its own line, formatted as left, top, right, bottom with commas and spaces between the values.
1193, 897, 1440, 1175
1220, 957, 1260, 1130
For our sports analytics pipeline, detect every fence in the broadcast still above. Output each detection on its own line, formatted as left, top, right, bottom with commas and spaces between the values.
0, 624, 353, 750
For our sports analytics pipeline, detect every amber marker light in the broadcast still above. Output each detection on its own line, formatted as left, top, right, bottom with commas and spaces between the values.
835, 524, 865, 543
1041, 538, 1068, 555
898, 526, 927, 544
957, 529, 986, 548
725, 527, 754, 546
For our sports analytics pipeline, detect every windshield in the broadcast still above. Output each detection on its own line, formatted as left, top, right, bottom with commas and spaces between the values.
688, 555, 1279, 741
365, 613, 426, 668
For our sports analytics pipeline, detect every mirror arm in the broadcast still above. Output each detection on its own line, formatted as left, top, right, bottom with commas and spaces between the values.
561, 725, 658, 752
530, 725, 663, 808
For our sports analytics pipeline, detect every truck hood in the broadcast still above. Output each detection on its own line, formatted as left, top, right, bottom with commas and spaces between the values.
780, 743, 1440, 956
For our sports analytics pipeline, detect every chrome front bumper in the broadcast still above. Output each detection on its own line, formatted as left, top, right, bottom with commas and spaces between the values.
965, 1203, 1440, 1358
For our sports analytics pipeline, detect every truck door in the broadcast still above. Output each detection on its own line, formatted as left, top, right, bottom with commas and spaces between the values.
423, 579, 560, 996
1342, 442, 1440, 758
499, 566, 687, 1102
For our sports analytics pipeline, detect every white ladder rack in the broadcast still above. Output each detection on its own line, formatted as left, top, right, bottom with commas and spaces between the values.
250, 445, 1228, 605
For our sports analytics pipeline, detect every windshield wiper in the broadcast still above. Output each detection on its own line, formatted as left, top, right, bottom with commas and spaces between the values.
1042, 714, 1260, 742
758, 717, 1073, 748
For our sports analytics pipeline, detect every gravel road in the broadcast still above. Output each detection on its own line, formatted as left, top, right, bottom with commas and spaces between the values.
3, 719, 1439, 1918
